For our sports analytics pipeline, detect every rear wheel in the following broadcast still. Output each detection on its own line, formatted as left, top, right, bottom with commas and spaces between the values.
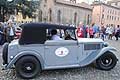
96, 52, 117, 71
15, 56, 41, 79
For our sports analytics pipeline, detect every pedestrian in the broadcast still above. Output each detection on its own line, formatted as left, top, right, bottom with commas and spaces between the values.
77, 22, 84, 38
83, 25, 87, 38
100, 25, 106, 40
106, 25, 113, 40
0, 22, 4, 45
87, 25, 94, 38
115, 25, 120, 41
92, 23, 100, 38
4, 21, 16, 43
1, 22, 8, 45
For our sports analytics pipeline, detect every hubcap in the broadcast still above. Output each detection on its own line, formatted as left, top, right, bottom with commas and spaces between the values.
101, 57, 112, 66
106, 60, 109, 64
26, 66, 32, 71
22, 62, 35, 73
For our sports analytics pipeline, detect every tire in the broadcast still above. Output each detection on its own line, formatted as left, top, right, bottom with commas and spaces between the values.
15, 56, 41, 79
2, 43, 9, 65
96, 52, 117, 71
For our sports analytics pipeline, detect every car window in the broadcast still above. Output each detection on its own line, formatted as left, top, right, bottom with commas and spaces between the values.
15, 27, 22, 32
64, 29, 76, 40
46, 29, 64, 40
46, 29, 51, 40
46, 29, 76, 40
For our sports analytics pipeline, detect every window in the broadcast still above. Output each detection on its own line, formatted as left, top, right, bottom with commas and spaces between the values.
44, 4, 46, 7
70, 0, 76, 3
112, 16, 113, 20
74, 12, 77, 24
87, 14, 90, 25
49, 8, 52, 22
114, 11, 116, 15
45, 0, 47, 3
102, 8, 104, 12
112, 10, 114, 14
110, 16, 111, 20
39, 10, 42, 21
107, 15, 109, 20
102, 14, 104, 19
46, 29, 76, 40
57, 10, 61, 23
115, 2, 118, 6
65, 29, 76, 40
114, 17, 116, 21
110, 10, 111, 14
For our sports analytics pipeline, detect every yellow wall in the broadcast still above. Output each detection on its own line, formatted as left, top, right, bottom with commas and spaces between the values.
16, 12, 33, 23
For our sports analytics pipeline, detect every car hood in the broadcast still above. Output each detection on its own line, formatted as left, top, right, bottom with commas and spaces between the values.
78, 38, 104, 43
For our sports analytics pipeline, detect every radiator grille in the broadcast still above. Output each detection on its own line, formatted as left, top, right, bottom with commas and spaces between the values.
84, 44, 101, 50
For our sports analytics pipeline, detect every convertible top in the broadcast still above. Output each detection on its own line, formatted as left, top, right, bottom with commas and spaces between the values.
21, 23, 76, 29
19, 23, 76, 45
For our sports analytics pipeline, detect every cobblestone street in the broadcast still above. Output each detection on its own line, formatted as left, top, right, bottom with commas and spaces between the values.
0, 39, 120, 80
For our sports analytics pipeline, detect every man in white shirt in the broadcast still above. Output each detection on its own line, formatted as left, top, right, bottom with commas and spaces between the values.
4, 21, 15, 43
51, 29, 63, 40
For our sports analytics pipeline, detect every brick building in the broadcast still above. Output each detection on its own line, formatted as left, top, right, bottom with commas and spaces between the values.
92, 1, 120, 27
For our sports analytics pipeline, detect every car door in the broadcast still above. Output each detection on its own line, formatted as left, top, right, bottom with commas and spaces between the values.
44, 40, 78, 67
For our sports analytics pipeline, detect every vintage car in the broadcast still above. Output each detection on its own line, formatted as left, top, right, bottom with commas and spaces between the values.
2, 23, 118, 79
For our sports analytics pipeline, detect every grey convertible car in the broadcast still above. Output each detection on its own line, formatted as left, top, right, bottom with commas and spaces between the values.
2, 23, 118, 79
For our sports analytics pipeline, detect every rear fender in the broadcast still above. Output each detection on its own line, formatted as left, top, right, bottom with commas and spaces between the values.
79, 47, 117, 67
6, 51, 44, 69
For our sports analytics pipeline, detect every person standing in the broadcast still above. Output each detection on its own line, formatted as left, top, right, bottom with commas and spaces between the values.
100, 25, 106, 40
115, 25, 120, 41
77, 22, 84, 38
0, 22, 4, 45
106, 26, 113, 40
109, 26, 114, 40
87, 25, 94, 38
4, 21, 15, 43
83, 25, 87, 38
92, 23, 100, 38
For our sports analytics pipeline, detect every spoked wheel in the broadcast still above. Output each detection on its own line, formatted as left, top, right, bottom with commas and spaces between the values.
96, 52, 118, 71
15, 56, 41, 79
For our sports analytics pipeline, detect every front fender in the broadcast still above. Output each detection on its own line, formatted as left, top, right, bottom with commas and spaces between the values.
79, 47, 117, 67
5, 51, 44, 69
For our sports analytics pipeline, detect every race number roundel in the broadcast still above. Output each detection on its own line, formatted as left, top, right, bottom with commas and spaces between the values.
55, 47, 69, 57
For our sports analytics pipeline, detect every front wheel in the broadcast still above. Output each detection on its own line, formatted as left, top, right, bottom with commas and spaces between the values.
15, 56, 41, 79
96, 52, 118, 71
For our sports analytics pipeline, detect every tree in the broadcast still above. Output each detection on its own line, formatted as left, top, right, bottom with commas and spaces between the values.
0, 0, 40, 21
15, 0, 39, 19
0, 0, 7, 22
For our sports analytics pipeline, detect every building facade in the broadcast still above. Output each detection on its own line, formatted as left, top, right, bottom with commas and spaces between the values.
92, 1, 120, 27
38, 0, 92, 26
107, 0, 120, 8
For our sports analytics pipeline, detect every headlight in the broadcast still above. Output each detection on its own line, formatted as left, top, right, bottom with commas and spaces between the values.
103, 42, 109, 47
